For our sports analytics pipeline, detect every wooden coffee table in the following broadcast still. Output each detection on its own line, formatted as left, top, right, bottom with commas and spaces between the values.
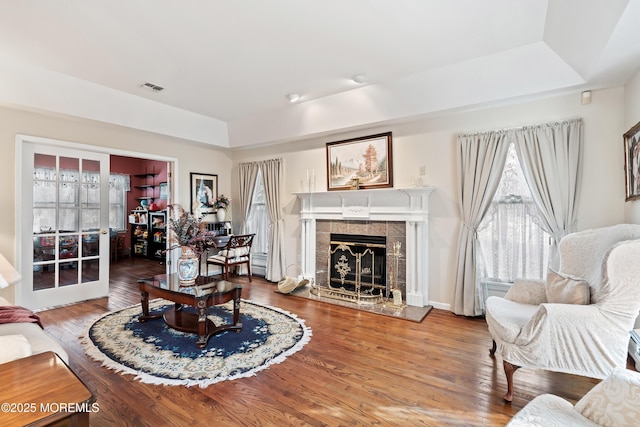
138, 273, 242, 348
0, 351, 95, 426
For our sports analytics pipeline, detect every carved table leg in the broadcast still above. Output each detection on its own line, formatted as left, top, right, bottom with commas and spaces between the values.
232, 290, 241, 331
489, 340, 497, 357
503, 360, 520, 403
138, 289, 151, 322
196, 299, 208, 349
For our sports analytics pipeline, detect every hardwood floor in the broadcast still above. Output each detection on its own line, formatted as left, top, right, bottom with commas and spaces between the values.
38, 257, 605, 426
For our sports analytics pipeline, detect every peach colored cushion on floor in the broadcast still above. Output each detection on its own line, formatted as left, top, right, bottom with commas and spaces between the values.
545, 269, 590, 305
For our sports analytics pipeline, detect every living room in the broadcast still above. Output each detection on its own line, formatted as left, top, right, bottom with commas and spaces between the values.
2, 2, 640, 425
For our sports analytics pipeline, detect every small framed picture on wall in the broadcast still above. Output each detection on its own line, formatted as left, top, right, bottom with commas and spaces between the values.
190, 172, 218, 216
624, 121, 640, 201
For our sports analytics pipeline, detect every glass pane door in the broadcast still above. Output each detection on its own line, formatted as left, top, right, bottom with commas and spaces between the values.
21, 140, 109, 309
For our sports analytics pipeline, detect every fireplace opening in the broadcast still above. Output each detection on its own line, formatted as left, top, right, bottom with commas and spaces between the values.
319, 233, 387, 304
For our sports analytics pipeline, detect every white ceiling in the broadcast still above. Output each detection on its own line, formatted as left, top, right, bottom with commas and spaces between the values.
0, 0, 639, 148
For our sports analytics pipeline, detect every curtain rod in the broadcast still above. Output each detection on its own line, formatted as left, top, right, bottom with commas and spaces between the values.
458, 117, 582, 138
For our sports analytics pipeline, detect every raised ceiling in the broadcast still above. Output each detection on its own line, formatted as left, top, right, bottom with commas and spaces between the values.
0, 0, 639, 148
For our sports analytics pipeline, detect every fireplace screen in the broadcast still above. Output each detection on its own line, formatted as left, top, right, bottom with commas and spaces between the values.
321, 233, 386, 304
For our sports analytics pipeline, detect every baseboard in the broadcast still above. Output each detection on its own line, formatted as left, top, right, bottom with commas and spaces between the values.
429, 301, 450, 311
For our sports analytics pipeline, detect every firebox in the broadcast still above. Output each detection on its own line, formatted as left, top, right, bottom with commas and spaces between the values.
318, 233, 387, 304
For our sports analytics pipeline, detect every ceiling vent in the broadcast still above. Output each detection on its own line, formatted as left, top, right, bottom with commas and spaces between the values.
141, 82, 164, 92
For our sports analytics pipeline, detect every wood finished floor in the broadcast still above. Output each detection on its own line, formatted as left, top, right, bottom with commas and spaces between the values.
38, 256, 610, 426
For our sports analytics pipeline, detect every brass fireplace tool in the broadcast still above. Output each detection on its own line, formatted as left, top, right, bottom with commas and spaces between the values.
388, 241, 405, 308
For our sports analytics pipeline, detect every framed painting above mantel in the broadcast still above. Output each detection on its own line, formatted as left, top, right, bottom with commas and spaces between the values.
624, 121, 640, 201
326, 132, 393, 191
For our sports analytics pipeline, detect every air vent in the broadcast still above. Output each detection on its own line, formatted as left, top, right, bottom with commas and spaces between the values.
141, 82, 164, 92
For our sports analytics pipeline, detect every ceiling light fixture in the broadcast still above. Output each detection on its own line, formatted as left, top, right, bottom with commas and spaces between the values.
287, 93, 300, 103
352, 74, 367, 84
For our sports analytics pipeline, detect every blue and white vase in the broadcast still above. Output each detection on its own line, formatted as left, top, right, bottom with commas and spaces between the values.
177, 246, 199, 286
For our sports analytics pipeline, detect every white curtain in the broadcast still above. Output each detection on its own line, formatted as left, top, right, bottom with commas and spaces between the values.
259, 158, 286, 281
454, 119, 583, 316
453, 131, 510, 316
237, 162, 259, 233
513, 118, 583, 270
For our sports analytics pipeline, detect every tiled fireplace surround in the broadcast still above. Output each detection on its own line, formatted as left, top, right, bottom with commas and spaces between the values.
295, 188, 434, 307
317, 219, 406, 297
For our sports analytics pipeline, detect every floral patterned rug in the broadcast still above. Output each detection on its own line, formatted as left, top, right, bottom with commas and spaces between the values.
82, 298, 311, 387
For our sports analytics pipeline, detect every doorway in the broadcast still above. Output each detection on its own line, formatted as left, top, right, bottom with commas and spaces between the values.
17, 135, 174, 310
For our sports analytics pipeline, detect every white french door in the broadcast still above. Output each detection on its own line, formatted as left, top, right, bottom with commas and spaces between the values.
18, 139, 110, 309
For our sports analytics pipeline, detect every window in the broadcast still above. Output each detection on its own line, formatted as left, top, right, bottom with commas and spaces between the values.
477, 143, 550, 284
109, 174, 130, 231
32, 168, 129, 232
245, 169, 269, 254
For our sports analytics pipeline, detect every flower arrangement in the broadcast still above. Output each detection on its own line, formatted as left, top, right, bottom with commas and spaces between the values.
165, 204, 216, 256
214, 194, 231, 210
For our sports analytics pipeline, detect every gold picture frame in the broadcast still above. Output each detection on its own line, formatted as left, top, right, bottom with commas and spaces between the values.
326, 132, 393, 191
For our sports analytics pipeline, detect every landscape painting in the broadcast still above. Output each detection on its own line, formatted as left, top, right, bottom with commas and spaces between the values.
326, 132, 393, 191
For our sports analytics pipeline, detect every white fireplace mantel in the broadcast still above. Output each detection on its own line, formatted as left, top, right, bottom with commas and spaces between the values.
294, 187, 434, 307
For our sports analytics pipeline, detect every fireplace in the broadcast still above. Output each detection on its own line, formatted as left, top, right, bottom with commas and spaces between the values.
319, 233, 387, 304
295, 187, 433, 307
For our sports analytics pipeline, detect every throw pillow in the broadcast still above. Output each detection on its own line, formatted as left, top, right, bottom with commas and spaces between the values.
545, 269, 590, 305
0, 334, 32, 364
575, 367, 640, 426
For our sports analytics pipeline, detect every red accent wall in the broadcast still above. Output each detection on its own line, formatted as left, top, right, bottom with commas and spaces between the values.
111, 155, 168, 250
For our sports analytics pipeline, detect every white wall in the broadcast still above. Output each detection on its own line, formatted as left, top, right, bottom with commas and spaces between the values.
232, 88, 626, 309
625, 68, 640, 223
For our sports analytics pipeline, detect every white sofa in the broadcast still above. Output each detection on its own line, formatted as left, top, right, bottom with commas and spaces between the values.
0, 296, 68, 364
508, 367, 640, 426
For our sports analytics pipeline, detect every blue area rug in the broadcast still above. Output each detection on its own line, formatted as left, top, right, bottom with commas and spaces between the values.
82, 298, 311, 387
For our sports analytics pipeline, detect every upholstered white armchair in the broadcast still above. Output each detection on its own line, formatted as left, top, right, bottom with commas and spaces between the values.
485, 224, 640, 402
508, 367, 640, 426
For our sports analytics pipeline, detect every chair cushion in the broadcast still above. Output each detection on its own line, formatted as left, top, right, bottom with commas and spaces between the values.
217, 247, 250, 258
507, 394, 599, 427
575, 367, 640, 427
208, 254, 249, 264
0, 334, 31, 364
546, 269, 590, 305
485, 296, 540, 343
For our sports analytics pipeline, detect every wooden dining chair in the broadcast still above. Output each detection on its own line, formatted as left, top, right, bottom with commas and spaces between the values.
206, 234, 255, 281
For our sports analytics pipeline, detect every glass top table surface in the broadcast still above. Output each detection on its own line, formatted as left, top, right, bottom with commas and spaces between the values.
139, 274, 241, 298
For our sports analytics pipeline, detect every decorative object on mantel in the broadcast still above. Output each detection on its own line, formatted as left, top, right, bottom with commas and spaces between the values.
214, 194, 231, 222
326, 132, 393, 191
349, 177, 360, 190
623, 120, 640, 201
82, 298, 312, 387
304, 169, 316, 192
166, 204, 216, 286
